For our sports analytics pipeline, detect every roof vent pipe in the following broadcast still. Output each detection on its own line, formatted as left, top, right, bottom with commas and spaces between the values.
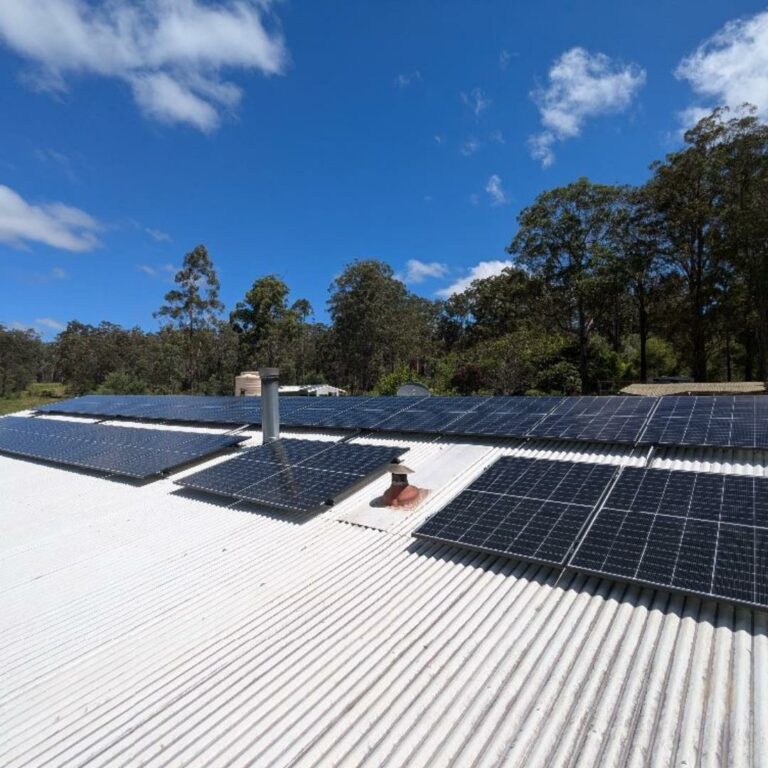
260, 367, 280, 442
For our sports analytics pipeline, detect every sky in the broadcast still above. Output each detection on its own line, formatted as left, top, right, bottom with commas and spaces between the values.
1, 0, 768, 338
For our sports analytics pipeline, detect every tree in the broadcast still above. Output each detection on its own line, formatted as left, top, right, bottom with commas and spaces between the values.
0, 325, 42, 396
155, 244, 223, 391
231, 275, 314, 381
608, 186, 665, 381
328, 260, 428, 392
507, 178, 621, 393
647, 113, 726, 381
714, 106, 768, 379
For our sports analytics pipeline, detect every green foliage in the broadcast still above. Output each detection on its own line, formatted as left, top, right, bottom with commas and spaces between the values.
98, 371, 148, 395
230, 275, 316, 381
0, 325, 43, 396
534, 361, 581, 394
372, 365, 428, 395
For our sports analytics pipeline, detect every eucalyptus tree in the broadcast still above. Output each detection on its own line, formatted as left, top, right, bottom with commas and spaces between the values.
155, 244, 223, 391
507, 178, 621, 393
231, 275, 314, 380
608, 186, 666, 381
714, 106, 768, 379
646, 113, 727, 381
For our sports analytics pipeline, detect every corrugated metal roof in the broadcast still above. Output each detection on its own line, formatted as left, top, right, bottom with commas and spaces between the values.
1, 417, 767, 767
621, 382, 766, 396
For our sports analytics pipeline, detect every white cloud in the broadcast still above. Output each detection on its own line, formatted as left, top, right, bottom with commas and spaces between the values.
676, 10, 768, 123
35, 317, 65, 330
460, 137, 481, 156
139, 262, 176, 278
0, 184, 100, 251
50, 266, 68, 279
146, 227, 171, 243
0, 0, 287, 132
499, 49, 513, 71
395, 71, 421, 88
529, 47, 646, 167
9, 317, 65, 335
403, 259, 449, 284
35, 148, 78, 182
485, 174, 508, 206
436, 259, 513, 297
461, 87, 491, 118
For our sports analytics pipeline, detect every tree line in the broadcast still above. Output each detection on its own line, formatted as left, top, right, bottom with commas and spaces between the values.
2, 107, 767, 398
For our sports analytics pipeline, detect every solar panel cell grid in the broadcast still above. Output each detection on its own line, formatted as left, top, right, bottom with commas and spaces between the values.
414, 457, 618, 566
175, 437, 407, 512
0, 416, 242, 478
569, 466, 768, 609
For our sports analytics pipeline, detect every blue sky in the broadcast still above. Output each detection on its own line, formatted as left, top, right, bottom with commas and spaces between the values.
1, 0, 767, 337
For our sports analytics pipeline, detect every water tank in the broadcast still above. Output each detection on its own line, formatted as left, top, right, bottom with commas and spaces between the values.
234, 371, 262, 396
396, 382, 430, 397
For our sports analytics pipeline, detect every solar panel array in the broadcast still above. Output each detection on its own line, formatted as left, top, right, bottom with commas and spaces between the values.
415, 457, 617, 565
570, 468, 768, 607
415, 457, 768, 609
0, 416, 244, 479
36, 393, 768, 450
176, 438, 407, 512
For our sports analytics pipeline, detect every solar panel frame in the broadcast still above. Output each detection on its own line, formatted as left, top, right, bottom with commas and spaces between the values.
413, 456, 619, 566
445, 396, 563, 438
568, 466, 768, 610
0, 416, 244, 478
527, 396, 658, 445
175, 437, 408, 512
638, 395, 768, 450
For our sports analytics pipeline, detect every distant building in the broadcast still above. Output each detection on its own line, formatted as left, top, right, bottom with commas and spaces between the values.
279, 384, 347, 397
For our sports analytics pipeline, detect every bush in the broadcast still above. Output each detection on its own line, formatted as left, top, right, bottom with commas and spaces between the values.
98, 371, 148, 395
372, 365, 428, 396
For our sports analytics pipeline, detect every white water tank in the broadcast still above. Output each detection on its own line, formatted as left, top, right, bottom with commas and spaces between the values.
234, 371, 262, 396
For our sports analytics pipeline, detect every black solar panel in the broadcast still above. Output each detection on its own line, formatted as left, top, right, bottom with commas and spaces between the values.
527, 396, 657, 444
314, 397, 427, 430
414, 457, 618, 565
0, 416, 244, 478
638, 396, 768, 450
376, 397, 488, 434
569, 467, 768, 608
446, 396, 562, 437
175, 438, 407, 512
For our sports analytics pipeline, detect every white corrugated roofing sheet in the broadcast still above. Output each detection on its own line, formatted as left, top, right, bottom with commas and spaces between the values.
1, 417, 767, 767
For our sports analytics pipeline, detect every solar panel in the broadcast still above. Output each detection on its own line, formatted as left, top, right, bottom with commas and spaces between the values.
569, 467, 768, 609
315, 397, 427, 430
527, 396, 656, 444
0, 416, 244, 478
375, 397, 488, 434
414, 457, 618, 565
175, 438, 407, 512
446, 396, 562, 437
638, 396, 768, 450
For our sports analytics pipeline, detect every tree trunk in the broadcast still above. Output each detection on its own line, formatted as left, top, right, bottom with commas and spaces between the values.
578, 302, 589, 394
753, 274, 768, 381
637, 287, 648, 382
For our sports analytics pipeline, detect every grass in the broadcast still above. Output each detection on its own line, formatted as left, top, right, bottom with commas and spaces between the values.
0, 382, 67, 416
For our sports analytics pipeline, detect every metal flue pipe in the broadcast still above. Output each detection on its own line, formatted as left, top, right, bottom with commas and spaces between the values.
260, 367, 280, 442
